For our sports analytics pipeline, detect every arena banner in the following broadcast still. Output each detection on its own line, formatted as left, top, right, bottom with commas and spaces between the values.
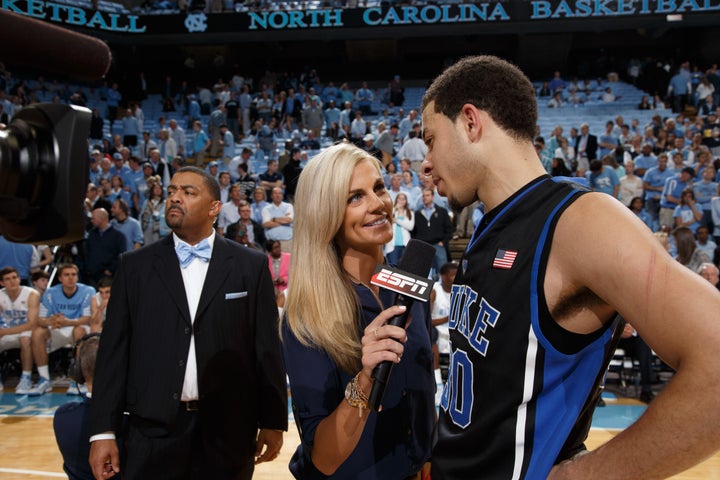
1, 0, 718, 35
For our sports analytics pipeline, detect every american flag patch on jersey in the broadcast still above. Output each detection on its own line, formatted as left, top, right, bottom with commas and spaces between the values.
492, 249, 517, 269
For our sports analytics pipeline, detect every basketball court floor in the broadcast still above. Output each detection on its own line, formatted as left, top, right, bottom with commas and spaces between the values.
1, 383, 718, 479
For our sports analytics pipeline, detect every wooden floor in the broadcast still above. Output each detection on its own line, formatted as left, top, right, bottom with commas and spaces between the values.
1, 401, 718, 479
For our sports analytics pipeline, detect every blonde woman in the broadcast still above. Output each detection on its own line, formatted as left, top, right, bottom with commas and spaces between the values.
281, 142, 434, 479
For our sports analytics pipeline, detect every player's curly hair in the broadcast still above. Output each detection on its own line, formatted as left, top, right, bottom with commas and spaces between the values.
422, 55, 537, 143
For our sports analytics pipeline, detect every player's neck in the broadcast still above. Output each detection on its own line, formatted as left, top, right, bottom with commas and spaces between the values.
62, 285, 78, 297
5, 286, 21, 300
478, 150, 547, 212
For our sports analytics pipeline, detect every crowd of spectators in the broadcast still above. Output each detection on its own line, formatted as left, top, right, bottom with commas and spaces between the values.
2, 59, 720, 402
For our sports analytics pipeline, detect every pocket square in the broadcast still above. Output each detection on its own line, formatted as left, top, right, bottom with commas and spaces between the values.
225, 291, 247, 300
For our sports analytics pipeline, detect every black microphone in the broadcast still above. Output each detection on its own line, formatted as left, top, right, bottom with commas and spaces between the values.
0, 10, 112, 81
367, 239, 435, 411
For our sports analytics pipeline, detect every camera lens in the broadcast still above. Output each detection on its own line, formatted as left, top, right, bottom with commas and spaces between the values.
0, 103, 91, 243
0, 109, 57, 219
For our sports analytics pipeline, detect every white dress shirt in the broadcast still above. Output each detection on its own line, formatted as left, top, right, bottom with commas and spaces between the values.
174, 231, 215, 401
89, 231, 215, 443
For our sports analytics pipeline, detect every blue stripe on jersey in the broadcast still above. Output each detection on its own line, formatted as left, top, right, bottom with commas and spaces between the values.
523, 189, 615, 477
466, 177, 551, 254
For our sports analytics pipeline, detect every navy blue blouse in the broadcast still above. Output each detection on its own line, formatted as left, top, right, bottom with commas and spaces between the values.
281, 282, 435, 479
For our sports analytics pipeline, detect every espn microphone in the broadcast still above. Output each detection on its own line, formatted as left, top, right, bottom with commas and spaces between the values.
367, 239, 435, 411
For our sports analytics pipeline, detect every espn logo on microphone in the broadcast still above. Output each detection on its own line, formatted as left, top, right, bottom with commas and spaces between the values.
371, 266, 433, 302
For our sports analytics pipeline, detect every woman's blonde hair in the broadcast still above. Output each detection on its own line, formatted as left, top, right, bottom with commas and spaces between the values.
282, 142, 381, 373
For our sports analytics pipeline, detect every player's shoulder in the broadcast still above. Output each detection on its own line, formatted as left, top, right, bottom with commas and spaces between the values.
21, 285, 39, 297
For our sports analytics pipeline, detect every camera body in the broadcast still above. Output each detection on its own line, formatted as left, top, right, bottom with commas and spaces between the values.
0, 103, 91, 244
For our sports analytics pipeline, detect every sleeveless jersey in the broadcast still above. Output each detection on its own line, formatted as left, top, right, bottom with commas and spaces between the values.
0, 286, 35, 328
432, 176, 617, 480
432, 282, 452, 355
40, 283, 95, 320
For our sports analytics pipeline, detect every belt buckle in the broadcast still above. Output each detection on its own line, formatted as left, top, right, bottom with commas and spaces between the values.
185, 400, 199, 412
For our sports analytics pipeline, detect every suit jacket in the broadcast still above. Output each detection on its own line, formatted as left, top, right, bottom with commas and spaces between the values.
225, 218, 267, 250
575, 134, 598, 161
88, 234, 287, 464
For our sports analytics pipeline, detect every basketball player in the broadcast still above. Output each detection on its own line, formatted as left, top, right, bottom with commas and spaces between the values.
421, 56, 720, 479
29, 263, 95, 395
0, 266, 40, 394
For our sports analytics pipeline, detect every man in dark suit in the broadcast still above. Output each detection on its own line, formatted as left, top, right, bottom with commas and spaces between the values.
574, 122, 598, 171
88, 166, 287, 480
84, 209, 126, 288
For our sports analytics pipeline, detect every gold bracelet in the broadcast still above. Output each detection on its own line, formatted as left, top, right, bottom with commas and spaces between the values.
344, 372, 370, 417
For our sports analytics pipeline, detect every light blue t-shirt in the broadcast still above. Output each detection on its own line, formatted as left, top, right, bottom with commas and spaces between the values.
40, 283, 95, 320
587, 166, 620, 197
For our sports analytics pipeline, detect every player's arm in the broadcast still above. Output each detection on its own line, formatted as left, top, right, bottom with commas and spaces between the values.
274, 205, 293, 225
429, 289, 448, 327
262, 207, 281, 229
688, 199, 703, 222
643, 179, 661, 192
547, 192, 720, 479
57, 315, 91, 327
74, 313, 91, 326
37, 300, 53, 328
60, 292, 93, 327
37, 247, 53, 269
431, 315, 449, 327
90, 295, 103, 330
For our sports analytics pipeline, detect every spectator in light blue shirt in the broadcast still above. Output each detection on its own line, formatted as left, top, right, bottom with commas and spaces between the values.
587, 159, 620, 198
324, 100, 341, 131
598, 121, 619, 158
187, 95, 201, 129
643, 153, 674, 226
191, 120, 210, 165
106, 82, 121, 126
219, 124, 235, 162
667, 62, 692, 113
322, 82, 340, 105
693, 166, 717, 228
262, 187, 294, 252
634, 143, 658, 177
110, 198, 143, 251
660, 166, 695, 229
121, 108, 140, 148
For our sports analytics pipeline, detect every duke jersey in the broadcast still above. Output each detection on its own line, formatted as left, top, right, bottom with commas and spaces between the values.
40, 283, 95, 320
432, 176, 620, 480
0, 286, 35, 328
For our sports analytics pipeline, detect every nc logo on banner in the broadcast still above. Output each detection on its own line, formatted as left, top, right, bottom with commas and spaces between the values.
185, 12, 208, 33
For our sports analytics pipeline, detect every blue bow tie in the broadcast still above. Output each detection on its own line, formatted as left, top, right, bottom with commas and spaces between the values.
175, 239, 212, 269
